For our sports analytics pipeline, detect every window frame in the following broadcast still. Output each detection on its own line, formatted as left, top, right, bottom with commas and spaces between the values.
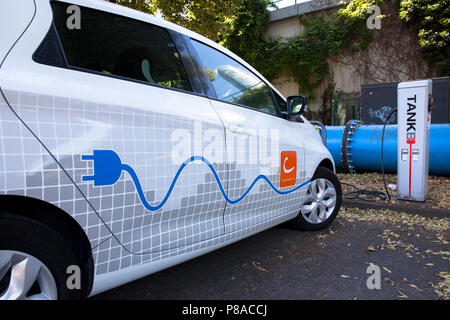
33, 1, 206, 97
270, 88, 289, 119
187, 38, 286, 119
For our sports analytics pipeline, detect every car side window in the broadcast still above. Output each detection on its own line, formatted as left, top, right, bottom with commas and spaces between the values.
51, 2, 191, 92
191, 40, 278, 116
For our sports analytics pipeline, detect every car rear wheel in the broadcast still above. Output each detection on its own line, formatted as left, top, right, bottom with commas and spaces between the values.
291, 166, 342, 231
0, 212, 83, 300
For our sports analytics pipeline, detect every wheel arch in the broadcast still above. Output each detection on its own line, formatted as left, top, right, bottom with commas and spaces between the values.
317, 157, 335, 173
0, 194, 94, 296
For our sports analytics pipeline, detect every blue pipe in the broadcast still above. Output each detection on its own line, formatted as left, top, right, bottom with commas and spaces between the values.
326, 124, 450, 176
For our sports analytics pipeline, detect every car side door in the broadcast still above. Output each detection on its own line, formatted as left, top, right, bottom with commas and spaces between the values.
188, 39, 311, 234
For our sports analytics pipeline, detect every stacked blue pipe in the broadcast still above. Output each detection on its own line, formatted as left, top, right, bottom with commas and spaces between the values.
326, 124, 450, 176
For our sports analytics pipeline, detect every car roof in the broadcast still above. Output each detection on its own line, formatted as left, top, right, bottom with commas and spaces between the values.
54, 0, 284, 98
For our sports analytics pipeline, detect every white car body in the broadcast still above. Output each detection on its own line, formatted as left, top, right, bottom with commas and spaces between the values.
0, 0, 335, 297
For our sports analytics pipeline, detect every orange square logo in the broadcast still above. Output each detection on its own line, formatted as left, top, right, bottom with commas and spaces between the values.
280, 151, 297, 188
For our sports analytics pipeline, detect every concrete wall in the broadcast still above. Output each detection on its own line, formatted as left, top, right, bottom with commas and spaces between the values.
266, 16, 303, 40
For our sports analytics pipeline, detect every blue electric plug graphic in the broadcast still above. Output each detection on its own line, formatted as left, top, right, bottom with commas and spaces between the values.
82, 149, 171, 211
81, 150, 311, 212
82, 150, 124, 186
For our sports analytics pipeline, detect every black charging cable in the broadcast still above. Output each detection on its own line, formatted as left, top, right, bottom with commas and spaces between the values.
381, 108, 397, 200
339, 108, 397, 202
341, 182, 387, 202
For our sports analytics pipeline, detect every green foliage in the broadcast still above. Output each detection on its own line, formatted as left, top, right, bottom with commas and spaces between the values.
221, 0, 274, 66
108, 0, 244, 42
107, 0, 157, 15
282, 12, 371, 98
224, 0, 373, 99
399, 0, 450, 76
153, 0, 245, 41
339, 0, 381, 18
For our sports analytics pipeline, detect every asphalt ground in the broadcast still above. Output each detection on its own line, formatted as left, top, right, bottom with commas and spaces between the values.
92, 206, 449, 300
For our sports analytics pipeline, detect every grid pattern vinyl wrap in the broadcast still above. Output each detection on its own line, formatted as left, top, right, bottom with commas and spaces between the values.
0, 89, 309, 275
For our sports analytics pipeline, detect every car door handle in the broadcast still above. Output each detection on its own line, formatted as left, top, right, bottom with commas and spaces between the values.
228, 125, 252, 136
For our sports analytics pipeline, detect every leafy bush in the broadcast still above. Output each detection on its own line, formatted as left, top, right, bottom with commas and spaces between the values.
399, 0, 450, 75
225, 0, 373, 99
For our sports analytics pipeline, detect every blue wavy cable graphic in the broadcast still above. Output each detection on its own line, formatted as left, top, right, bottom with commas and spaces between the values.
82, 150, 311, 212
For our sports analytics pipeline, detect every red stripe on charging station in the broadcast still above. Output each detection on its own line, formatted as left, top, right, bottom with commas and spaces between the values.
407, 138, 415, 198
409, 143, 412, 197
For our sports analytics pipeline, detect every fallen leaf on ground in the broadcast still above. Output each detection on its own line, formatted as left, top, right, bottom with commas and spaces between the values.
408, 284, 423, 291
251, 261, 267, 272
384, 277, 395, 286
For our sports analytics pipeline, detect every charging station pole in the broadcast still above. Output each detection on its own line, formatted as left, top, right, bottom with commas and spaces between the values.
397, 80, 432, 201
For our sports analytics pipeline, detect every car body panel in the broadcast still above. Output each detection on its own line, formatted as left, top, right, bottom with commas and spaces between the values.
0, 0, 336, 296
0, 0, 36, 66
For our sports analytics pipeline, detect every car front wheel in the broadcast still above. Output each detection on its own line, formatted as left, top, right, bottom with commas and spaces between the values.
291, 166, 342, 231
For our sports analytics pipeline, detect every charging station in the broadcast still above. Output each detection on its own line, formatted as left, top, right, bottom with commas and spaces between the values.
397, 80, 432, 201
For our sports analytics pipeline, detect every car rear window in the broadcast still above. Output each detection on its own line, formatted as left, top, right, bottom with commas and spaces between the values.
51, 1, 191, 92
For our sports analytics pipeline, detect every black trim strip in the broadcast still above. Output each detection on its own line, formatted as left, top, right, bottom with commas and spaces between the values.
167, 29, 204, 95
268, 87, 283, 118
181, 35, 218, 98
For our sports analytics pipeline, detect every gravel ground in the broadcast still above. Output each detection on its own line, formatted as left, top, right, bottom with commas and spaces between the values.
339, 206, 450, 299
337, 172, 450, 211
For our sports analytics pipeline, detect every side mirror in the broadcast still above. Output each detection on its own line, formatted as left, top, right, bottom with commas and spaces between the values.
287, 95, 308, 116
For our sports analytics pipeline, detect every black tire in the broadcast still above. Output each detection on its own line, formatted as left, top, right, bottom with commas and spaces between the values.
0, 212, 84, 299
291, 166, 342, 231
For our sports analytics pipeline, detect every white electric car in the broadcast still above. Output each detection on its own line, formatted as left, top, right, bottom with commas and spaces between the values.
0, 0, 341, 299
